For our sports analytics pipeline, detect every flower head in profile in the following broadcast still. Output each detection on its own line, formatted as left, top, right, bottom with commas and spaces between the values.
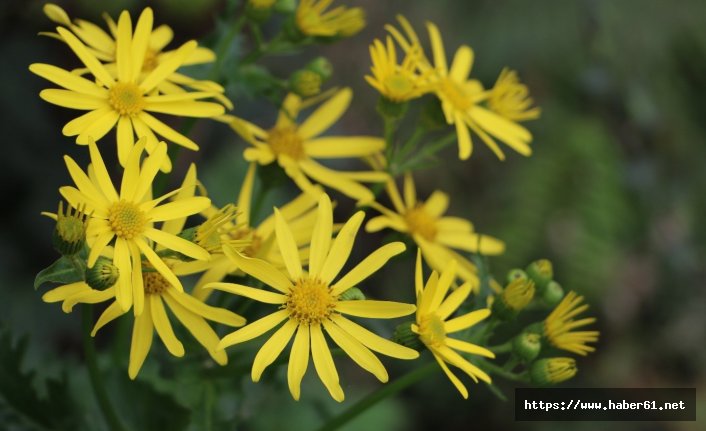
59, 138, 211, 314
296, 0, 365, 37
488, 68, 540, 122
544, 291, 599, 355
42, 256, 246, 379
170, 163, 319, 301
30, 7, 225, 172
412, 251, 495, 398
366, 36, 432, 103
366, 173, 504, 289
221, 89, 387, 202
530, 358, 577, 385
205, 194, 418, 402
386, 16, 537, 160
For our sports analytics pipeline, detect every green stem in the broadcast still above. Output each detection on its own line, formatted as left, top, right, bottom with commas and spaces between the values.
82, 305, 127, 431
478, 359, 529, 383
210, 14, 247, 80
316, 362, 437, 431
488, 341, 513, 354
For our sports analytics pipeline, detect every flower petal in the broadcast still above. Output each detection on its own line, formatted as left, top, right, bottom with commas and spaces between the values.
204, 283, 286, 304
445, 309, 491, 334
331, 242, 406, 296
332, 315, 418, 359
287, 324, 310, 400
143, 227, 209, 261
298, 88, 351, 139
323, 319, 388, 382
150, 294, 184, 357
274, 208, 302, 280
308, 193, 333, 278
310, 324, 344, 402
165, 288, 245, 327
304, 137, 384, 159
219, 309, 289, 349
251, 319, 298, 382
223, 247, 292, 293
335, 300, 415, 319
128, 303, 154, 379
320, 211, 365, 284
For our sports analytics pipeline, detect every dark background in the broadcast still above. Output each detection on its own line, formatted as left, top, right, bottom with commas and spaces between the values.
1, 0, 704, 430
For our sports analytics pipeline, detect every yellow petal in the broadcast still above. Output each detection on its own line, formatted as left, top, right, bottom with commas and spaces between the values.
55, 27, 115, 87
75, 110, 120, 145
445, 338, 495, 359
138, 112, 199, 150
323, 320, 388, 382
436, 345, 491, 384
223, 247, 292, 293
287, 324, 310, 400
331, 242, 406, 296
116, 116, 135, 167
299, 159, 374, 202
304, 137, 384, 159
146, 197, 210, 222
252, 319, 298, 382
420, 260, 456, 315
319, 211, 365, 284
150, 294, 185, 357
131, 7, 153, 80
115, 10, 133, 83
113, 238, 133, 312
29, 63, 106, 97
436, 282, 471, 320
88, 139, 119, 202
165, 288, 245, 327
445, 309, 491, 334
129, 242, 145, 316
40, 89, 106, 110
274, 208, 302, 280
308, 193, 333, 277
335, 300, 416, 319
135, 237, 183, 292
146, 101, 224, 117
128, 303, 154, 379
426, 22, 447, 75
310, 324, 344, 402
422, 190, 449, 218
62, 107, 113, 137
236, 163, 256, 226
42, 282, 88, 303
449, 45, 474, 82
403, 172, 416, 208
432, 352, 468, 399
219, 309, 289, 349
332, 315, 418, 359
204, 283, 286, 304
91, 301, 126, 336
298, 88, 352, 139
455, 113, 472, 160
133, 141, 168, 201
140, 40, 197, 93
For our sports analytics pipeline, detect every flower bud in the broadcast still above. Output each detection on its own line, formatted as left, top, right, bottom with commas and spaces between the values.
86, 256, 119, 290
52, 201, 88, 256
376, 96, 408, 122
306, 57, 333, 82
512, 332, 541, 363
506, 268, 528, 284
530, 358, 577, 385
392, 322, 424, 352
338, 287, 365, 301
541, 281, 564, 307
526, 259, 553, 290
501, 278, 535, 312
290, 69, 323, 98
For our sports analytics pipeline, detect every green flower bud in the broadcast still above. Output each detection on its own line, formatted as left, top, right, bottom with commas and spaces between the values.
501, 278, 535, 312
274, 0, 296, 13
512, 332, 541, 363
506, 268, 528, 284
338, 287, 365, 301
290, 70, 323, 98
526, 259, 553, 290
541, 281, 564, 307
306, 57, 333, 82
52, 201, 88, 256
392, 321, 424, 352
420, 98, 446, 130
246, 2, 274, 22
86, 256, 119, 290
530, 358, 577, 385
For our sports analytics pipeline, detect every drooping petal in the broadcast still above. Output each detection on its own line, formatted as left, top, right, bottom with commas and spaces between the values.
332, 315, 418, 359
150, 294, 185, 357
287, 324, 310, 400
310, 323, 344, 402
432, 352, 468, 399
219, 309, 289, 349
445, 338, 495, 359
222, 247, 292, 293
164, 288, 245, 327
251, 319, 298, 381
128, 303, 154, 379
323, 319, 388, 382
143, 228, 209, 261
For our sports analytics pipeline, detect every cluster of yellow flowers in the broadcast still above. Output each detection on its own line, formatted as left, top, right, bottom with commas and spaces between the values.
32, 1, 597, 408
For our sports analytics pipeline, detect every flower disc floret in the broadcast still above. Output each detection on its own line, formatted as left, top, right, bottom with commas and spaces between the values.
418, 313, 446, 348
404, 206, 438, 241
268, 125, 306, 160
108, 200, 147, 239
143, 271, 170, 295
286, 277, 336, 325
108, 82, 145, 116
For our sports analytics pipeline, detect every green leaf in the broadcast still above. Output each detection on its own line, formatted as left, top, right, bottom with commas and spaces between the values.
0, 328, 77, 430
34, 256, 84, 290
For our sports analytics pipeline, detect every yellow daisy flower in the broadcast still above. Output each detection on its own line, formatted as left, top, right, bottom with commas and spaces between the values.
165, 163, 320, 301
30, 7, 225, 172
296, 0, 365, 37
41, 4, 231, 109
386, 17, 535, 160
366, 173, 504, 290
43, 261, 246, 379
488, 68, 541, 122
59, 138, 211, 314
221, 89, 388, 202
544, 291, 599, 356
205, 194, 418, 402
365, 36, 432, 103
412, 251, 495, 399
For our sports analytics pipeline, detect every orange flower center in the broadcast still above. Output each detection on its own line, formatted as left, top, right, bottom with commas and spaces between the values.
143, 271, 170, 295
404, 205, 438, 241
268, 125, 306, 160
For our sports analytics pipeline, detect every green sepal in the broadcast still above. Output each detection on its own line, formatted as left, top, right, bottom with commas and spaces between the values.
34, 255, 85, 290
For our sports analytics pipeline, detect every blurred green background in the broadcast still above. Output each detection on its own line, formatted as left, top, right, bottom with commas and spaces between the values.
1, 0, 704, 430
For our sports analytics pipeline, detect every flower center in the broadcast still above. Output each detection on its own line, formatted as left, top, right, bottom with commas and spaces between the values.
228, 227, 262, 257
418, 313, 446, 348
438, 78, 472, 111
286, 277, 337, 325
143, 271, 170, 295
142, 49, 159, 72
109, 82, 145, 116
268, 125, 306, 160
383, 73, 415, 101
404, 205, 438, 241
108, 200, 146, 239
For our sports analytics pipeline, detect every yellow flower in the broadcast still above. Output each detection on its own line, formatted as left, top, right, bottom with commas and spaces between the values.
386, 16, 535, 160
544, 291, 599, 355
530, 358, 577, 385
296, 0, 365, 37
366, 173, 504, 290
365, 36, 432, 103
205, 194, 418, 402
42, 4, 231, 109
43, 262, 246, 379
412, 251, 495, 399
30, 7, 225, 172
59, 138, 211, 314
488, 68, 540, 122
221, 89, 388, 202
169, 163, 320, 301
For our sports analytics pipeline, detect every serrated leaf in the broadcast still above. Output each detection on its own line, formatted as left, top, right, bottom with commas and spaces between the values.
34, 256, 84, 290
